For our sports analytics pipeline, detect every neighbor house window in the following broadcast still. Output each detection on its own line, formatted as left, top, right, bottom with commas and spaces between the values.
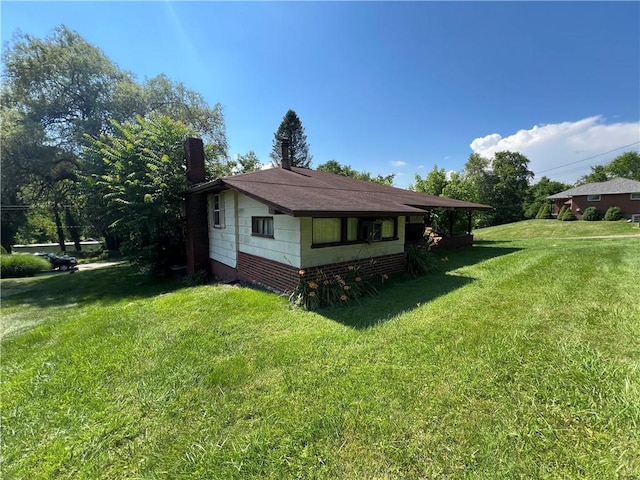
212, 194, 224, 228
587, 194, 601, 201
311, 217, 397, 247
631, 193, 640, 200
252, 217, 274, 237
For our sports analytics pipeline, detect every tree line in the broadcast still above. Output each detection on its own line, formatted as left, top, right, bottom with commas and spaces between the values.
410, 150, 639, 227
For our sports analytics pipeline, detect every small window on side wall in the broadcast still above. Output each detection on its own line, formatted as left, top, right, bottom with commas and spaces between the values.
212, 194, 225, 228
252, 217, 274, 237
587, 194, 601, 202
631, 193, 640, 200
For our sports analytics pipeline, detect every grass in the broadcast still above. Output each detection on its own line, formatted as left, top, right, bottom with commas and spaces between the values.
2, 222, 640, 479
474, 218, 639, 241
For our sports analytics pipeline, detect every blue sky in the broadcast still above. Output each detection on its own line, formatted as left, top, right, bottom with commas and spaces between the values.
2, 1, 639, 187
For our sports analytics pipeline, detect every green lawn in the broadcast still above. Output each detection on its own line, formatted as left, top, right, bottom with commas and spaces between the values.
474, 218, 640, 241
2, 224, 640, 479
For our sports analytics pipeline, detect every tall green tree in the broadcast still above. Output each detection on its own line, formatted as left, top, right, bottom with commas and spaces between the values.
441, 171, 476, 202
488, 151, 534, 225
2, 25, 229, 251
317, 160, 394, 185
86, 115, 194, 274
2, 26, 130, 250
270, 109, 312, 168
579, 151, 640, 183
410, 165, 447, 195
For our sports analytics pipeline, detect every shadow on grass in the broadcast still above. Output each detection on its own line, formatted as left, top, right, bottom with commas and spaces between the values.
1, 263, 185, 309
319, 245, 521, 330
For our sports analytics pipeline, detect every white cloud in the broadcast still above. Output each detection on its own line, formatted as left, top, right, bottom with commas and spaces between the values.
392, 160, 407, 167
417, 165, 425, 169
470, 116, 640, 183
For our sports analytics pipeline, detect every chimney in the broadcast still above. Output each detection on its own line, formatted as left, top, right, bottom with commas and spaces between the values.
281, 137, 291, 170
184, 137, 206, 186
183, 137, 210, 277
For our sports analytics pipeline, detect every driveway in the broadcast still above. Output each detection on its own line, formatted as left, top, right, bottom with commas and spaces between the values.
78, 260, 125, 271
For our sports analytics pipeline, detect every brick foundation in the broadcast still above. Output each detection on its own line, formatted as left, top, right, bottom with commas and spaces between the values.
235, 251, 407, 293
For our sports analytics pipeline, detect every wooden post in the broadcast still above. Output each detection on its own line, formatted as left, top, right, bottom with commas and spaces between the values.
448, 209, 456, 236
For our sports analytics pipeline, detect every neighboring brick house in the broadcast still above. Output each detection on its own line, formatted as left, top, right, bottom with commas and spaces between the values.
183, 138, 491, 292
548, 178, 640, 220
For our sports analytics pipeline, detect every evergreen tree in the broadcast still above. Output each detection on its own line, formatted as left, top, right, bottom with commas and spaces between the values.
270, 110, 312, 168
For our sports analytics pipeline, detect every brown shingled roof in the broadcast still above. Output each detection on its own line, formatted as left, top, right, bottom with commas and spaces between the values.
188, 167, 492, 217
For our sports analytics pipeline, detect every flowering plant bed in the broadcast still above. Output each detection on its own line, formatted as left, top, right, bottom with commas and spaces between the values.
289, 264, 387, 310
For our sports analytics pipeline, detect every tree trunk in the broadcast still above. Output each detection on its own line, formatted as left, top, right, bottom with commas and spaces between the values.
65, 207, 82, 251
53, 204, 66, 252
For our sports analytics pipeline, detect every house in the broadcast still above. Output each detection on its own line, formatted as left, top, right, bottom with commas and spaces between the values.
548, 177, 640, 220
183, 138, 492, 292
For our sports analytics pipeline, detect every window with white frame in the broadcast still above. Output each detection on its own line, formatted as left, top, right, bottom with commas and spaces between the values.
252, 217, 274, 237
631, 193, 640, 200
587, 194, 601, 201
212, 194, 224, 228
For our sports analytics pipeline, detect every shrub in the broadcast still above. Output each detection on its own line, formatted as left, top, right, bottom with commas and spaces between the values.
0, 245, 7, 255
604, 206, 623, 221
581, 207, 599, 221
557, 206, 568, 220
183, 269, 208, 287
0, 254, 51, 278
535, 203, 552, 219
289, 265, 381, 311
406, 245, 440, 276
561, 209, 576, 221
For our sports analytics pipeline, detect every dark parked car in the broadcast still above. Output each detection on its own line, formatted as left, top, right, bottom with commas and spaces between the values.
35, 253, 78, 272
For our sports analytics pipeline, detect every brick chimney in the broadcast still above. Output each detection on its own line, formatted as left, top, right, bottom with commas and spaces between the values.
281, 137, 291, 170
185, 137, 206, 186
183, 137, 210, 276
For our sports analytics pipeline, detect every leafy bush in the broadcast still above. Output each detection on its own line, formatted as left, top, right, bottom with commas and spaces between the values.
535, 203, 551, 219
1, 254, 51, 278
289, 265, 381, 311
183, 269, 208, 287
604, 206, 623, 221
561, 209, 576, 221
0, 245, 7, 255
406, 245, 440, 276
557, 206, 567, 220
581, 207, 599, 221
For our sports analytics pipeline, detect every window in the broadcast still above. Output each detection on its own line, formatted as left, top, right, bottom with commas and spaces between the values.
587, 194, 601, 201
631, 193, 640, 200
312, 218, 341, 244
212, 194, 224, 228
252, 217, 274, 237
312, 217, 398, 247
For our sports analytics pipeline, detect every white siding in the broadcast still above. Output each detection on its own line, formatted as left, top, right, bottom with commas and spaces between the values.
209, 191, 407, 270
237, 196, 303, 267
209, 191, 238, 268
299, 217, 406, 268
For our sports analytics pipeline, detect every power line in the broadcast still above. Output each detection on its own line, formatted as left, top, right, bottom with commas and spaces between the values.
537, 141, 640, 175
